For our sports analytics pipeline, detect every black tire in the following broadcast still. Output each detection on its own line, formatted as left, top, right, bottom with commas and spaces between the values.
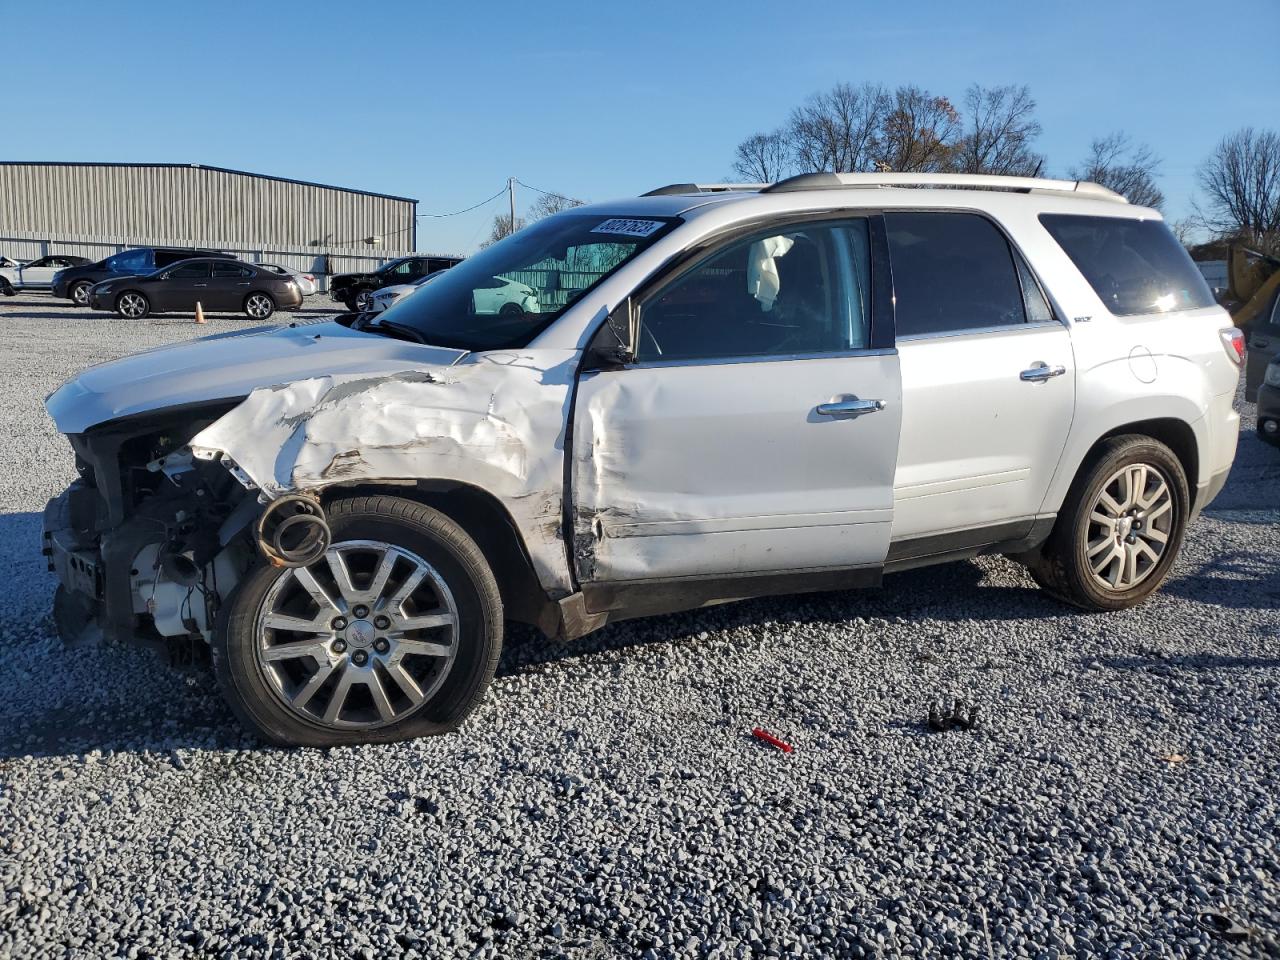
114, 290, 150, 319
70, 281, 93, 306
499, 302, 525, 318
341, 291, 360, 312
354, 288, 375, 312
213, 495, 503, 747
1025, 435, 1189, 611
1258, 420, 1280, 448
244, 291, 275, 320
0, 278, 14, 297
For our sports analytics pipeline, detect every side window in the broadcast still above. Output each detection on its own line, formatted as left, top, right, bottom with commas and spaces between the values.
109, 249, 150, 273
1040, 214, 1214, 316
885, 212, 1028, 337
212, 262, 252, 278
155, 251, 191, 269
636, 219, 872, 363
168, 261, 210, 279
388, 260, 413, 277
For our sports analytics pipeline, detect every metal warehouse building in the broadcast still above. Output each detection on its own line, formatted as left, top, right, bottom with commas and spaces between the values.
0, 162, 434, 288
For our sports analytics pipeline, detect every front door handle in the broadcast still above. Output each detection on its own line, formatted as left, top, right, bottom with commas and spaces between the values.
816, 396, 886, 418
1020, 362, 1066, 382
194, 282, 208, 288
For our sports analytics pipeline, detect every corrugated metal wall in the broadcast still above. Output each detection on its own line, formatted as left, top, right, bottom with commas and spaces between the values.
0, 163, 417, 254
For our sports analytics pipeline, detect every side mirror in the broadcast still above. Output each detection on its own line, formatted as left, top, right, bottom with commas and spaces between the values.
582, 299, 635, 372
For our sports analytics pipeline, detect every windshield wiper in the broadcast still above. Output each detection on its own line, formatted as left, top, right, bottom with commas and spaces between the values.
367, 318, 428, 344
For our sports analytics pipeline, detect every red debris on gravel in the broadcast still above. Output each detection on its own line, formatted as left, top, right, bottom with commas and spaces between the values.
752, 728, 793, 753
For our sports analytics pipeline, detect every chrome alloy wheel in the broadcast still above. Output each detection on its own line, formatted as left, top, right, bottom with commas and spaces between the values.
1085, 462, 1175, 591
354, 289, 374, 312
245, 293, 273, 319
117, 292, 147, 318
254, 540, 459, 730
72, 283, 90, 305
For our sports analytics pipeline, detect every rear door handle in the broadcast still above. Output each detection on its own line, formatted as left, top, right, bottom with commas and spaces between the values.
816, 397, 886, 417
1020, 362, 1066, 382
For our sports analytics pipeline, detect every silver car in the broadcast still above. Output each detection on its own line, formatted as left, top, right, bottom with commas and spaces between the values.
42, 173, 1241, 747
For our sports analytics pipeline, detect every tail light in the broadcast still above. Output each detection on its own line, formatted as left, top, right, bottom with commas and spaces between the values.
1220, 328, 1245, 366
303, 275, 314, 282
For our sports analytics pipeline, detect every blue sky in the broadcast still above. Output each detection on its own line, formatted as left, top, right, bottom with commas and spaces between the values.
2, 0, 1276, 253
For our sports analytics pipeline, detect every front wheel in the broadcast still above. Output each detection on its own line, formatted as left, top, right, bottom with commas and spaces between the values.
354, 288, 375, 312
0, 279, 14, 297
213, 495, 503, 746
244, 292, 275, 320
115, 291, 150, 319
1025, 435, 1189, 611
71, 281, 93, 306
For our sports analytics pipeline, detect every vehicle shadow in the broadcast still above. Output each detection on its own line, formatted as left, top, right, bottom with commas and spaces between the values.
1089, 652, 1280, 672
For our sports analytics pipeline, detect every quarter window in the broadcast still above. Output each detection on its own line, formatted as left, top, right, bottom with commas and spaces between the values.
1040, 214, 1215, 316
636, 218, 873, 363
885, 212, 1029, 337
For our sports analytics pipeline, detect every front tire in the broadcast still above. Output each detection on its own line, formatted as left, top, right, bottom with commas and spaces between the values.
115, 291, 150, 319
354, 288, 375, 312
1026, 435, 1189, 611
0, 279, 14, 297
71, 281, 93, 306
244, 292, 275, 320
213, 495, 503, 747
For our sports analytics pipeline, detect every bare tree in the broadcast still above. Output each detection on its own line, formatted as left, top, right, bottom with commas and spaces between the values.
1070, 133, 1164, 208
786, 82, 887, 173
732, 130, 792, 182
1196, 127, 1280, 247
873, 86, 961, 173
481, 212, 527, 248
954, 84, 1044, 176
529, 192, 585, 220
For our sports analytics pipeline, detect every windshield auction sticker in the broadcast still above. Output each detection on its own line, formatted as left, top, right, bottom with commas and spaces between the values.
591, 218, 666, 238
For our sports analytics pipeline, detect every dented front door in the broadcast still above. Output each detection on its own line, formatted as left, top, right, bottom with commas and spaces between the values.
570, 216, 902, 585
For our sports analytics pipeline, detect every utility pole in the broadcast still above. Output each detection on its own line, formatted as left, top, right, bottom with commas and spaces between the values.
508, 177, 516, 237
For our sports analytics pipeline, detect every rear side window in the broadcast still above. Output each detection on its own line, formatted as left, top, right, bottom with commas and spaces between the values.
1039, 214, 1215, 316
213, 262, 253, 278
885, 212, 1028, 337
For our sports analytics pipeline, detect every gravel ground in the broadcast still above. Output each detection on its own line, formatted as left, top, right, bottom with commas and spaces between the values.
0, 293, 1277, 959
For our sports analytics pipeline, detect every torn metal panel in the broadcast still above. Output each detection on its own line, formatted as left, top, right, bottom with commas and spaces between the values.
189, 349, 580, 596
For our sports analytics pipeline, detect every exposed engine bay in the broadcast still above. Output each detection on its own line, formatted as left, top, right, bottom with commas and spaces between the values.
41, 401, 263, 654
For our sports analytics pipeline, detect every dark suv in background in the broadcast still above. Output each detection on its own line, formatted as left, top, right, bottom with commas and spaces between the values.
329, 255, 462, 311
53, 247, 236, 305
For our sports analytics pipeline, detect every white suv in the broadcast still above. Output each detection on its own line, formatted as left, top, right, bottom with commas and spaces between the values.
42, 173, 1242, 746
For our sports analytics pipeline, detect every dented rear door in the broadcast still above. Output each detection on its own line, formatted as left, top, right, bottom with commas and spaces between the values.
570, 215, 902, 584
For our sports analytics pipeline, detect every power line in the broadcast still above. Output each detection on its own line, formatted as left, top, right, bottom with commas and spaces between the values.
514, 178, 583, 204
416, 187, 508, 219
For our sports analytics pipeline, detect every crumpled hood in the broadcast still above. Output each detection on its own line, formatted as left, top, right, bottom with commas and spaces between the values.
45, 320, 467, 433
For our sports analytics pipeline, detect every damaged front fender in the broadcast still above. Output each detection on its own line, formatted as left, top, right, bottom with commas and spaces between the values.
188, 350, 580, 596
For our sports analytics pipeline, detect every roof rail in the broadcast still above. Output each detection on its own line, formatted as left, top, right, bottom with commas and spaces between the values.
642, 182, 771, 197
763, 172, 1127, 202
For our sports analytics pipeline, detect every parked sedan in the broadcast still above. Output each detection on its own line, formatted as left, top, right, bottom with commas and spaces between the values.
88, 258, 303, 320
472, 275, 540, 316
0, 255, 91, 295
260, 264, 318, 297
366, 268, 450, 313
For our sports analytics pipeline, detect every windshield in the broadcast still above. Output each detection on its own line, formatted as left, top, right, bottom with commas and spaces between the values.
375, 213, 679, 350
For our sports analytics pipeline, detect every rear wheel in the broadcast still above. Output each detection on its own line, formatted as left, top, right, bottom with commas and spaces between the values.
244, 292, 275, 320
115, 291, 150, 319
1026, 435, 1189, 610
213, 495, 503, 746
71, 281, 93, 306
